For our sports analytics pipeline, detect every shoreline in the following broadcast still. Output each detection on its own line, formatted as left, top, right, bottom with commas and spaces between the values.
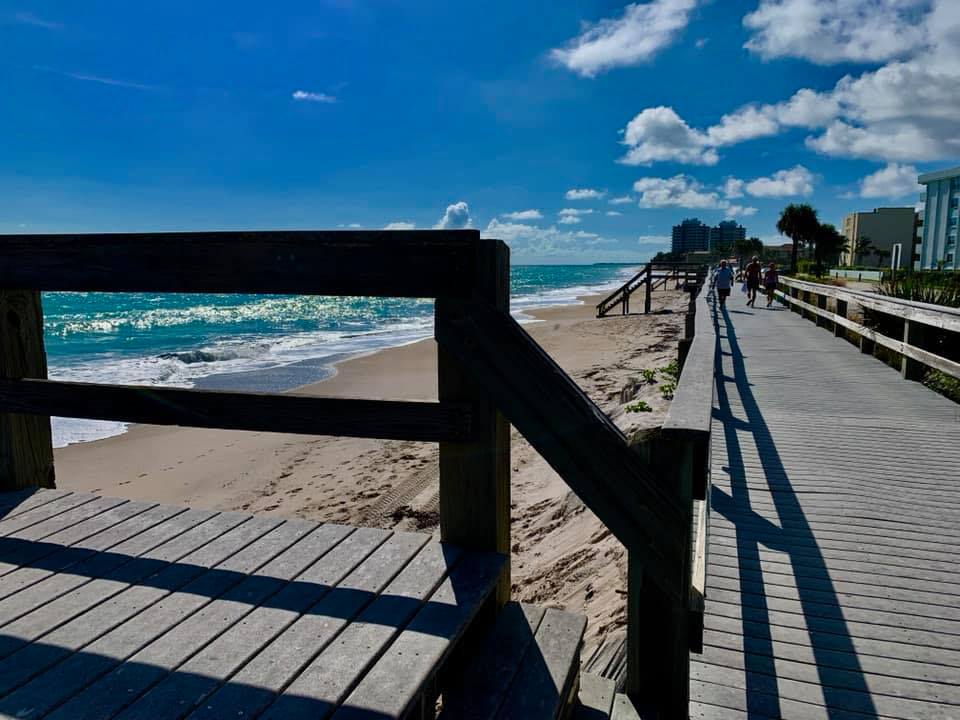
55, 287, 687, 662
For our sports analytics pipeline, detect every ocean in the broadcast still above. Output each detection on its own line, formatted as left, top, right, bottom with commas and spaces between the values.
43, 263, 638, 448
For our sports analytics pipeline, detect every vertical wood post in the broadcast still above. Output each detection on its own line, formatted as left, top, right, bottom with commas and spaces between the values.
0, 290, 55, 490
644, 263, 652, 314
436, 240, 511, 605
627, 435, 693, 718
835, 300, 848, 338
901, 319, 926, 381
816, 294, 827, 328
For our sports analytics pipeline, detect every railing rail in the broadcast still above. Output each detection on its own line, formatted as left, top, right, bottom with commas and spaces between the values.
596, 262, 705, 317
777, 277, 960, 382
0, 230, 713, 715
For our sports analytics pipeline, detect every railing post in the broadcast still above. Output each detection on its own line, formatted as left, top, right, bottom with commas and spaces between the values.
435, 240, 511, 605
902, 319, 926, 381
835, 299, 848, 338
628, 435, 694, 718
644, 263, 653, 314
0, 290, 55, 490
816, 294, 827, 328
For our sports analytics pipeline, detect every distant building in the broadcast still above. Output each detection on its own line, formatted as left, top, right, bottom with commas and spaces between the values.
710, 220, 746, 249
764, 243, 793, 264
840, 207, 916, 268
671, 218, 712, 254
918, 165, 960, 270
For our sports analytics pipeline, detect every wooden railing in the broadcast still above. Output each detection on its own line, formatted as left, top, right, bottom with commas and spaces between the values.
776, 277, 960, 382
0, 230, 713, 716
596, 262, 705, 317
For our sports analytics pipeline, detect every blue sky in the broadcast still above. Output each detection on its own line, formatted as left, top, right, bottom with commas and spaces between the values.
2, 1, 958, 262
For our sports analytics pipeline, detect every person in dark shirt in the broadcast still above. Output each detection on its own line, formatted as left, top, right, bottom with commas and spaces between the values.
764, 262, 779, 307
744, 256, 762, 307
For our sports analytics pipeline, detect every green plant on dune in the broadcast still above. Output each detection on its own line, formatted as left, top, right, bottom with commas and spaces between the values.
625, 400, 653, 413
640, 368, 657, 383
659, 381, 676, 400
658, 361, 679, 381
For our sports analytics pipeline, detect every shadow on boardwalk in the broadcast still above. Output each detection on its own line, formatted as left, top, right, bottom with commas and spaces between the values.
709, 303, 879, 719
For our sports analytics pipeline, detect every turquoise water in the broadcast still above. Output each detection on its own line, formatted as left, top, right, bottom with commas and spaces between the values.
44, 264, 637, 446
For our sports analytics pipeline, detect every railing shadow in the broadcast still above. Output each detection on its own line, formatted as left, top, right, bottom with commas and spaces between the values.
710, 304, 879, 719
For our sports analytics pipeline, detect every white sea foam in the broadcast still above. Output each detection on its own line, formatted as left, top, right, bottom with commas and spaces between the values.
50, 268, 636, 448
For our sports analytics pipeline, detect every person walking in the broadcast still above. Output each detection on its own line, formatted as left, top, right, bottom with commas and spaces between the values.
764, 262, 780, 307
744, 255, 762, 307
714, 260, 735, 307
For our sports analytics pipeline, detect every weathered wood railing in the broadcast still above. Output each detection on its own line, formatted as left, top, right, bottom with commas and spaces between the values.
776, 277, 960, 382
0, 231, 712, 716
596, 262, 705, 317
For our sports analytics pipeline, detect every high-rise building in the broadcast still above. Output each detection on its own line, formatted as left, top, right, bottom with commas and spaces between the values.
710, 220, 746, 249
840, 207, 916, 268
917, 166, 960, 270
671, 218, 712, 254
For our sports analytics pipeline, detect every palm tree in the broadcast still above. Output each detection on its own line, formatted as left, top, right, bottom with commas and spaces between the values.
854, 236, 874, 266
813, 223, 848, 277
777, 204, 819, 274
873, 247, 891, 268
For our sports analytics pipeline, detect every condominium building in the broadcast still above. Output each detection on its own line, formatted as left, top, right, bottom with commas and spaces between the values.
918, 166, 960, 270
671, 218, 712, 254
840, 207, 916, 268
710, 220, 747, 249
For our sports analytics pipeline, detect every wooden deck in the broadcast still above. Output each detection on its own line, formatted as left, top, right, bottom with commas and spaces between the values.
0, 489, 503, 719
692, 300, 960, 719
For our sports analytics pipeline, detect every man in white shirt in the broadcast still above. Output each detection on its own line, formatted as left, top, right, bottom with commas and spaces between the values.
714, 260, 735, 307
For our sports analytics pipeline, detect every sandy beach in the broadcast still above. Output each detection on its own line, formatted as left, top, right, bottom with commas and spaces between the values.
56, 289, 688, 661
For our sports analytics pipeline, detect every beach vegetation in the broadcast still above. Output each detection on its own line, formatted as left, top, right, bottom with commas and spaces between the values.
776, 203, 819, 275
658, 361, 679, 381
625, 400, 653, 413
659, 382, 676, 400
641, 368, 657, 383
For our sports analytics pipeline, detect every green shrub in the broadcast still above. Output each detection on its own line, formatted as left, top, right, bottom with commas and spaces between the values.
625, 400, 653, 413
640, 368, 657, 384
878, 273, 960, 308
924, 370, 960, 403
659, 382, 676, 400
658, 361, 679, 381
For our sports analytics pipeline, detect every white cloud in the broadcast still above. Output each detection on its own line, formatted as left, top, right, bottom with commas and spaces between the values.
725, 205, 759, 218
606, 210, 624, 216
559, 216, 582, 225
435, 201, 472, 229
292, 90, 337, 103
565, 188, 606, 200
859, 163, 922, 198
550, 0, 698, 77
338, 223, 363, 228
632, 175, 725, 208
744, 165, 815, 197
638, 234, 671, 245
14, 12, 62, 30
609, 195, 634, 204
619, 106, 718, 166
559, 208, 594, 216
384, 221, 415, 230
484, 219, 617, 257
502, 209, 543, 220
723, 178, 745, 199
743, 0, 932, 65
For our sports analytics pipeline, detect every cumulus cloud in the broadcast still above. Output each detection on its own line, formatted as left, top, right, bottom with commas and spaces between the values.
384, 221, 415, 230
632, 175, 725, 208
638, 235, 671, 245
435, 201, 472, 229
502, 209, 543, 220
559, 216, 582, 225
292, 90, 337, 103
743, 0, 932, 65
725, 205, 759, 218
609, 195, 634, 204
743, 165, 816, 197
723, 178, 745, 199
484, 219, 616, 257
559, 208, 594, 216
551, 0, 698, 77
859, 163, 923, 198
620, 106, 718, 166
606, 210, 624, 216
565, 188, 606, 200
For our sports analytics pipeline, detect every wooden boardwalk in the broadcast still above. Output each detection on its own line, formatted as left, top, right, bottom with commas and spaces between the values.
0, 489, 503, 719
691, 300, 960, 719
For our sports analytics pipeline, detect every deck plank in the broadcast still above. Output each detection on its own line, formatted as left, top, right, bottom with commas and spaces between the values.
692, 300, 960, 719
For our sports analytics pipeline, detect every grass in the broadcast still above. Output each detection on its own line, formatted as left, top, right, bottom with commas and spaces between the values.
878, 272, 960, 308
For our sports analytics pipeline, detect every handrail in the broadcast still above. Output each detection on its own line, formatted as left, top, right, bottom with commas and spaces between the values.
597, 262, 706, 318
777, 276, 960, 381
0, 230, 707, 716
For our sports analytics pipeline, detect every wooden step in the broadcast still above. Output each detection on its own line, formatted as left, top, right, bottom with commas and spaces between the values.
439, 601, 587, 720
571, 674, 644, 720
